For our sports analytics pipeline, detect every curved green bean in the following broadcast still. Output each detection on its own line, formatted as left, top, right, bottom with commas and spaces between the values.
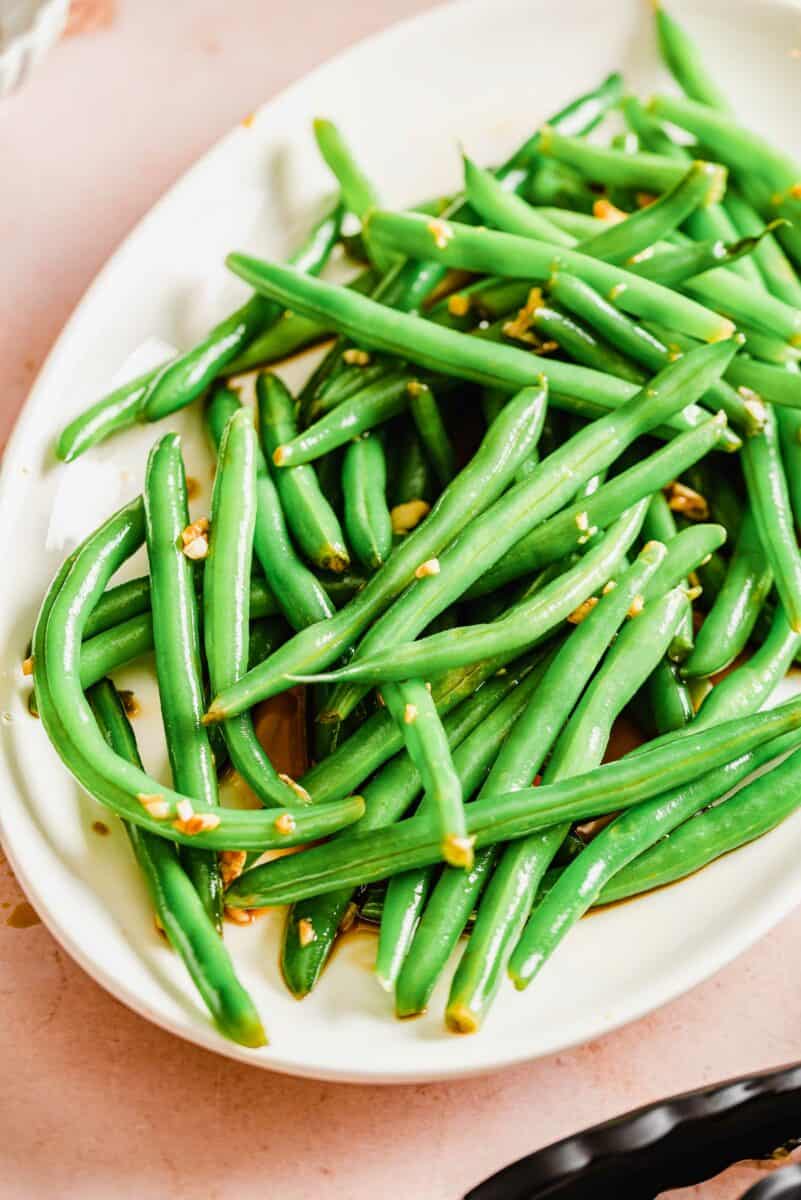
342, 434, 393, 571
653, 3, 733, 111
225, 698, 801, 907
257, 372, 350, 571
464, 413, 726, 599
407, 382, 457, 486
226, 253, 740, 450
206, 387, 334, 632
683, 507, 772, 679
741, 405, 801, 632
144, 434, 222, 930
394, 542, 667, 1023
205, 383, 547, 720
89, 680, 267, 1047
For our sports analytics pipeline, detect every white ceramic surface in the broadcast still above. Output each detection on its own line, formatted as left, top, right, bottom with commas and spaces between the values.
2, 0, 801, 1083
0, 0, 69, 97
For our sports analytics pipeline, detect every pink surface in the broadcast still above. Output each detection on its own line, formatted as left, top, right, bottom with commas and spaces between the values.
1, 3, 800, 1197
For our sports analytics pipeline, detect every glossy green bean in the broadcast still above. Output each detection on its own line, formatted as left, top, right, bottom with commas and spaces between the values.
579, 161, 726, 263
225, 698, 801, 907
441, 582, 686, 1027
620, 93, 693, 159
308, 506, 648, 687
257, 372, 350, 571
510, 728, 801, 990
88, 680, 267, 1047
694, 603, 801, 729
536, 128, 689, 191
641, 492, 693, 662
313, 119, 392, 273
362, 209, 734, 344
461, 155, 574, 245
726, 358, 801, 409
279, 370, 413, 466
589, 735, 801, 906
203, 408, 306, 808
390, 424, 435, 505
226, 252, 740, 449
374, 649, 559, 992
34, 499, 364, 848
683, 507, 772, 679
206, 388, 335, 632
776, 405, 801, 533
647, 93, 797, 194
57, 204, 343, 462
341, 434, 392, 572
144, 434, 222, 930
407, 382, 456, 485
518, 299, 644, 383
724, 187, 801, 307
653, 3, 733, 111
283, 654, 547, 997
464, 413, 726, 599
741, 405, 801, 632
396, 543, 667, 1022
643, 659, 694, 735
205, 384, 547, 719
319, 345, 735, 722
628, 228, 775, 288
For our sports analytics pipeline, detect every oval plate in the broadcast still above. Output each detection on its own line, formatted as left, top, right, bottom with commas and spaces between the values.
2, 0, 801, 1083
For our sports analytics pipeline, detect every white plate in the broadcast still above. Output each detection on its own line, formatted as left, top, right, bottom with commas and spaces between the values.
3, 0, 801, 1084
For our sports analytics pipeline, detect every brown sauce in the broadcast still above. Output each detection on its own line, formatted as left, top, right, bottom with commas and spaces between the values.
92, 821, 110, 836
254, 686, 308, 780
6, 902, 40, 929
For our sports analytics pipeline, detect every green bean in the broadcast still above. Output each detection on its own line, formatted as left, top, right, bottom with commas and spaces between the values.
257, 372, 350, 571
643, 659, 694, 735
383, 678, 469, 868
579, 161, 726, 263
684, 204, 766, 290
510, 726, 801, 991
55, 370, 154, 465
225, 268, 379, 376
724, 187, 801, 307
440, 584, 686, 1027
461, 155, 574, 245
694, 604, 801, 729
313, 119, 392, 273
380, 647, 559, 996
548, 271, 673, 374
56, 203, 343, 462
307, 505, 648, 688
282, 654, 547, 997
776, 405, 801, 533
203, 408, 306, 808
206, 388, 335, 632
683, 507, 772, 679
647, 93, 797, 194
629, 228, 776, 288
463, 413, 726, 599
363, 209, 735, 344
741, 405, 801, 632
640, 492, 694, 662
397, 543, 668, 1022
524, 160, 597, 211
517, 297, 644, 383
726, 357, 801, 409
226, 252, 740, 449
35, 498, 364, 848
341, 434, 392, 572
277, 370, 413, 466
389, 424, 435, 505
205, 383, 547, 719
144, 434, 223, 930
88, 680, 267, 1047
588, 734, 801, 906
407, 382, 457, 485
536, 128, 688, 192
315, 344, 736, 721
225, 697, 801, 907
653, 3, 733, 111
738, 327, 801, 366
683, 263, 801, 345
620, 93, 692, 159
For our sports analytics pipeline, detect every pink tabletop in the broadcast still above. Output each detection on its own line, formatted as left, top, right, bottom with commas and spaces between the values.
2, 4, 800, 1197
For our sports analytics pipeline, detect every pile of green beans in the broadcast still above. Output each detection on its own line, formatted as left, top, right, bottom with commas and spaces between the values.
31, 11, 801, 1046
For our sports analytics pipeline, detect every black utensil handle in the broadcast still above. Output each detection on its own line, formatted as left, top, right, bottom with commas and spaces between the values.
742, 1165, 801, 1200
464, 1062, 801, 1200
